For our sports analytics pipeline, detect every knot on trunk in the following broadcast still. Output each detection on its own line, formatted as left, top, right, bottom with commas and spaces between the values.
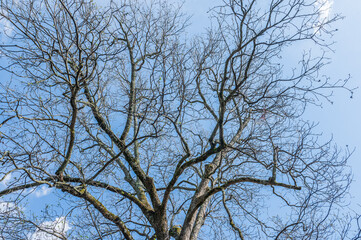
169, 225, 182, 238
205, 163, 216, 176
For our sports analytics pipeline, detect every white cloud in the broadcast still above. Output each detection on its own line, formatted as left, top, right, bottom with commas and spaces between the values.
28, 217, 70, 240
0, 15, 14, 37
0, 201, 21, 218
1, 202, 70, 240
317, 0, 333, 22
0, 2, 16, 40
33, 186, 52, 198
0, 173, 11, 187
0, 201, 16, 213
313, 0, 333, 34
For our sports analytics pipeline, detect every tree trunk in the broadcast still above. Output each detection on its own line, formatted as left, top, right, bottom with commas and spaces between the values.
153, 212, 170, 240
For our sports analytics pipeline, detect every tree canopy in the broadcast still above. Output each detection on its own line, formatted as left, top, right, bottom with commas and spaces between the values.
0, 0, 357, 239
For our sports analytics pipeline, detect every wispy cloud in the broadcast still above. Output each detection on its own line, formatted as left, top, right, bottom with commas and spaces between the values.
0, 202, 16, 213
0, 173, 11, 187
33, 186, 52, 198
0, 15, 14, 37
0, 201, 20, 217
317, 0, 333, 22
28, 217, 70, 240
0, 4, 16, 40
313, 0, 333, 34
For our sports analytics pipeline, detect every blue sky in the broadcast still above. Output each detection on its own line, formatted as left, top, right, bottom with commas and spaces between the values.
311, 0, 361, 209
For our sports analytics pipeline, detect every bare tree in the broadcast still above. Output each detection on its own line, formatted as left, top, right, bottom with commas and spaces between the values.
0, 0, 355, 239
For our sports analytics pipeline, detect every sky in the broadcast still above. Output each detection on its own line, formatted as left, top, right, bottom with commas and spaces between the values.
1, 0, 361, 238
309, 0, 361, 209
184, 0, 361, 211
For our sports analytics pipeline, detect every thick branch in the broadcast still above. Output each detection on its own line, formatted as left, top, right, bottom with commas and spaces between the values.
83, 82, 160, 208
0, 182, 43, 196
59, 184, 134, 240
222, 190, 244, 240
198, 177, 301, 208
55, 87, 79, 177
